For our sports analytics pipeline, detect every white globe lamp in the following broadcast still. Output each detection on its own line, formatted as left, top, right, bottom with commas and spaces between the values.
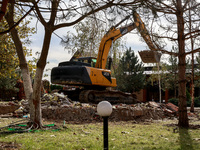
97, 101, 113, 117
97, 101, 112, 150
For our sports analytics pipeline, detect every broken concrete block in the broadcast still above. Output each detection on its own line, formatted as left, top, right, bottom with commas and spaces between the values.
0, 102, 20, 115
166, 103, 178, 113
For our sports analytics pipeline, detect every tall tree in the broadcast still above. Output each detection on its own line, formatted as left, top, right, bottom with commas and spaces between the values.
186, 1, 199, 112
5, 0, 142, 128
137, 0, 200, 127
167, 46, 179, 98
61, 15, 106, 57
0, 13, 34, 97
0, 20, 19, 82
116, 47, 145, 93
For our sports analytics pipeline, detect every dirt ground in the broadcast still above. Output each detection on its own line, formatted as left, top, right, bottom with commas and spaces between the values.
0, 142, 21, 150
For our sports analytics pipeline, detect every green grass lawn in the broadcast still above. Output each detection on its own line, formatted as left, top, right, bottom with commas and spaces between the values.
0, 118, 200, 150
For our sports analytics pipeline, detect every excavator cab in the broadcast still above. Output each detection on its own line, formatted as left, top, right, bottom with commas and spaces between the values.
58, 57, 96, 68
70, 57, 97, 67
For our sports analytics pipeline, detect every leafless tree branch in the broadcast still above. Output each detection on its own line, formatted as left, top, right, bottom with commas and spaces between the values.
0, 0, 40, 35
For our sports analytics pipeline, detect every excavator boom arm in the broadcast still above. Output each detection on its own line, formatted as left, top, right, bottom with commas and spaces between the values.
95, 11, 159, 69
133, 11, 159, 51
95, 22, 136, 69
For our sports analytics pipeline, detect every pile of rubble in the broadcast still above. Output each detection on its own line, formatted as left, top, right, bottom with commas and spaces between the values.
42, 100, 178, 122
0, 93, 179, 122
0, 102, 20, 115
40, 93, 179, 122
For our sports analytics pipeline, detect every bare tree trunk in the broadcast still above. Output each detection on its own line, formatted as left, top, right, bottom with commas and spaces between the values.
178, 55, 189, 127
31, 68, 43, 127
190, 48, 195, 112
189, 2, 195, 113
174, 70, 177, 98
5, 2, 33, 115
157, 63, 161, 103
30, 28, 52, 127
176, 0, 189, 128
10, 29, 33, 99
190, 82, 195, 112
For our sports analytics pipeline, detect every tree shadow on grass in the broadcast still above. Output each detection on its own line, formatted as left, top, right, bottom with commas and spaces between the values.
179, 128, 194, 150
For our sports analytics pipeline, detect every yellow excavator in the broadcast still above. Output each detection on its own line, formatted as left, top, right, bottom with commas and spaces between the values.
51, 11, 157, 104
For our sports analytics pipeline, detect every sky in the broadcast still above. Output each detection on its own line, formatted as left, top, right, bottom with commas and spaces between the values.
19, 0, 200, 84
27, 16, 166, 83
24, 0, 187, 83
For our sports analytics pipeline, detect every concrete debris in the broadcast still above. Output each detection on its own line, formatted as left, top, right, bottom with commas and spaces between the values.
42, 101, 177, 122
41, 93, 73, 107
0, 102, 20, 115
1, 92, 197, 123
13, 106, 24, 117
148, 101, 160, 108
166, 103, 178, 114
110, 103, 165, 121
42, 105, 97, 122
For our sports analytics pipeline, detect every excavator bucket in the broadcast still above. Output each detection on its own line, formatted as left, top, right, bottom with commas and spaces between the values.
139, 50, 162, 63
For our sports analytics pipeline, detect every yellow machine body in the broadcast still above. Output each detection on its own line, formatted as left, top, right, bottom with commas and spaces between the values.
86, 67, 117, 87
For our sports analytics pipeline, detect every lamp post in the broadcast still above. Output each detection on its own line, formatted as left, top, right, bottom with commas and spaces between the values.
97, 101, 113, 150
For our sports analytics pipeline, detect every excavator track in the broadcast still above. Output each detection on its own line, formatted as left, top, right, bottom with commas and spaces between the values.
79, 90, 138, 104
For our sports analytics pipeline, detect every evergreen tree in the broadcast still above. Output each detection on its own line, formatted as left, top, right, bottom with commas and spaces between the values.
194, 52, 200, 87
165, 47, 179, 98
116, 47, 145, 93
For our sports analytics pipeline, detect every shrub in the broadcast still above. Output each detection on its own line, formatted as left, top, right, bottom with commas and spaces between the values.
50, 84, 63, 91
168, 97, 200, 107
186, 89, 191, 101
194, 97, 200, 107
168, 98, 178, 106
